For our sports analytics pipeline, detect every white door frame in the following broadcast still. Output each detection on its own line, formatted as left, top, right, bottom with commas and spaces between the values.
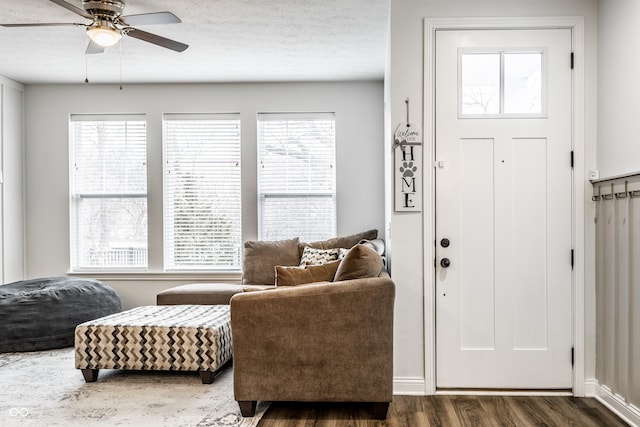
423, 16, 586, 396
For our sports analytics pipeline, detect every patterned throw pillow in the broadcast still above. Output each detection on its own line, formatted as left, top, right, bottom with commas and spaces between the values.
299, 246, 341, 266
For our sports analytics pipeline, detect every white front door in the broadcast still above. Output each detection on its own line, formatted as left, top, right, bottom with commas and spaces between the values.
435, 29, 573, 389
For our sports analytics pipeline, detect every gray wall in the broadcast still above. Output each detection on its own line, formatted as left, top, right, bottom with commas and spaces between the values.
598, 0, 640, 178
0, 75, 25, 284
24, 81, 384, 307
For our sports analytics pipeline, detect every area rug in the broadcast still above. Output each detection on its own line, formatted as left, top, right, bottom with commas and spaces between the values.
0, 347, 269, 426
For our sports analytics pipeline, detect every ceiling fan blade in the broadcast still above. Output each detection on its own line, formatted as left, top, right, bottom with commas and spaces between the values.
126, 28, 188, 52
49, 0, 93, 20
120, 12, 181, 26
0, 23, 84, 27
85, 39, 105, 54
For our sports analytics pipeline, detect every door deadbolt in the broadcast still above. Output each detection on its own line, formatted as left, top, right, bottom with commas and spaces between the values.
440, 238, 450, 248
440, 258, 451, 268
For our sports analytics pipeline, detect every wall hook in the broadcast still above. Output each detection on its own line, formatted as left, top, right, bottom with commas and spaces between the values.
615, 181, 628, 199
602, 183, 614, 200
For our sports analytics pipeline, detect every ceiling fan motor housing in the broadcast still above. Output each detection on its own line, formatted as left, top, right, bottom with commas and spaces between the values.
82, 0, 125, 19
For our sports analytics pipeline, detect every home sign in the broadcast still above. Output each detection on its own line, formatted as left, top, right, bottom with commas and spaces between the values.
394, 122, 422, 212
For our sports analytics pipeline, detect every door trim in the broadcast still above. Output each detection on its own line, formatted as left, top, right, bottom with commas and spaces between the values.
423, 16, 586, 396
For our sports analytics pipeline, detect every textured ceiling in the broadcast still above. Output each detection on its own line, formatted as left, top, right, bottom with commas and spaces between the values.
0, 0, 389, 84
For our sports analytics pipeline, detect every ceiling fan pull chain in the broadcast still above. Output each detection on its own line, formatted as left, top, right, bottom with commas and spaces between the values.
84, 54, 89, 84
119, 36, 123, 90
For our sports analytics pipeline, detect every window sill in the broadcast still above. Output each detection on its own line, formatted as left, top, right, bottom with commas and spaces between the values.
67, 270, 243, 282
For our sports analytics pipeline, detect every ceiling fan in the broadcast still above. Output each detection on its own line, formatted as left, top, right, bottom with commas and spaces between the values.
0, 0, 188, 53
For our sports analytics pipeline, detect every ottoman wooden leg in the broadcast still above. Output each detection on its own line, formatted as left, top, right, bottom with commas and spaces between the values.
199, 370, 214, 384
81, 368, 99, 383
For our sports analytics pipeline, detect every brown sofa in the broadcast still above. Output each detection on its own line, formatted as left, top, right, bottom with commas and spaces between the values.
155, 230, 395, 418
231, 276, 395, 418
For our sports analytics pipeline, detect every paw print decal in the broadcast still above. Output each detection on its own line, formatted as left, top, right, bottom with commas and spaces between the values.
399, 161, 417, 177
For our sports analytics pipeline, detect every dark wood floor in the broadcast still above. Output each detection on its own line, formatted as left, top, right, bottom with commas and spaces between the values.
258, 395, 629, 426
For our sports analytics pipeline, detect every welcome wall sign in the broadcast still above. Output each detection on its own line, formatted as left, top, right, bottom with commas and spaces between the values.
394, 121, 422, 212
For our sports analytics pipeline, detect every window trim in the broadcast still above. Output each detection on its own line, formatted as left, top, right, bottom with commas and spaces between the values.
69, 114, 149, 272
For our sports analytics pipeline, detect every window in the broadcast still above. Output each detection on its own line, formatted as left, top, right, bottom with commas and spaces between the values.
163, 114, 242, 270
504, 52, 543, 114
69, 115, 147, 270
258, 113, 336, 242
460, 50, 545, 117
460, 53, 501, 115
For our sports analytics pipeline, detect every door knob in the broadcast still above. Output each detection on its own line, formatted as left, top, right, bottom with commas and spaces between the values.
440, 238, 450, 248
440, 258, 451, 268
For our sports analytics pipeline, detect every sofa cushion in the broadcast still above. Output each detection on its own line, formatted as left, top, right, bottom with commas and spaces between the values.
299, 246, 341, 266
157, 283, 245, 305
275, 260, 342, 286
300, 229, 378, 255
242, 237, 301, 285
241, 285, 276, 293
334, 243, 383, 281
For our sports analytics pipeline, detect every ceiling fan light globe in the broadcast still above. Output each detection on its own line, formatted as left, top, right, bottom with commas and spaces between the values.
87, 27, 121, 47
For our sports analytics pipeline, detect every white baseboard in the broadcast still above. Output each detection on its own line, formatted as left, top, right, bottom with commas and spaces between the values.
593, 383, 640, 427
584, 378, 598, 397
393, 377, 426, 395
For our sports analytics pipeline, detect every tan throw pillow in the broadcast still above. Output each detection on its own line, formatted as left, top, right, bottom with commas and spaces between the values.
275, 260, 342, 286
299, 229, 378, 256
357, 238, 385, 256
334, 243, 383, 281
299, 246, 341, 266
242, 237, 301, 285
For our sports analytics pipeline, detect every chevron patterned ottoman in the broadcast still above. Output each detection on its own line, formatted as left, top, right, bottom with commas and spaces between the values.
74, 304, 232, 384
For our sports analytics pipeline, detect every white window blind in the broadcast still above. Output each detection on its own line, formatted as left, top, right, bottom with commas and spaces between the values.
69, 115, 148, 270
163, 114, 242, 270
258, 113, 336, 242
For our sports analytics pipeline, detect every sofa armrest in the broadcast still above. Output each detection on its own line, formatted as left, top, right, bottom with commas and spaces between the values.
230, 277, 395, 403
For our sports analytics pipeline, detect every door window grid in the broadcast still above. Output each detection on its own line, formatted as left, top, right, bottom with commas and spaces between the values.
459, 48, 546, 118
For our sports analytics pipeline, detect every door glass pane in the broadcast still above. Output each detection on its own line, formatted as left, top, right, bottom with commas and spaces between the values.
461, 53, 500, 115
504, 53, 543, 114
